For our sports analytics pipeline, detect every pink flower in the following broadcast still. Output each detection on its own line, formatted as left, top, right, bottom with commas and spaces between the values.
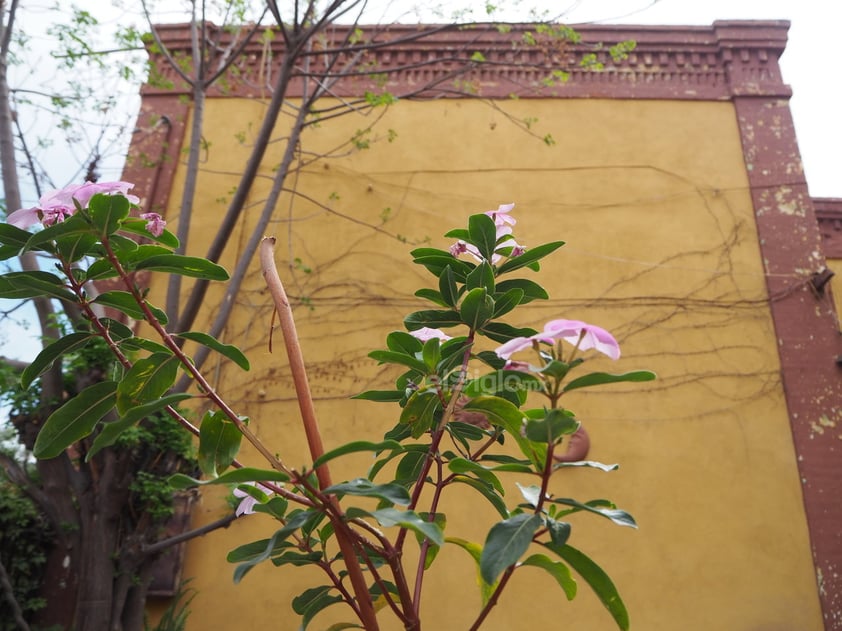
233, 482, 274, 516
486, 203, 516, 230
496, 319, 620, 361
410, 327, 452, 342
6, 181, 140, 229
450, 203, 523, 265
141, 212, 166, 237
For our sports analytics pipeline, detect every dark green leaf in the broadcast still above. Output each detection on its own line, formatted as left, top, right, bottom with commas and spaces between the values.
33, 381, 117, 459
524, 409, 580, 443
394, 449, 427, 485
491, 288, 524, 318
322, 478, 410, 505
386, 331, 423, 355
230, 511, 313, 583
55, 233, 97, 262
443, 228, 470, 240
521, 553, 577, 600
548, 498, 637, 528
0, 222, 34, 247
345, 507, 443, 546
421, 337, 441, 372
0, 271, 74, 301
547, 519, 572, 547
414, 287, 449, 307
119, 217, 179, 248
312, 439, 404, 469
271, 550, 323, 567
198, 410, 244, 477
460, 287, 494, 330
404, 309, 462, 331
412, 253, 473, 280
480, 513, 543, 584
438, 265, 458, 307
135, 254, 229, 280
118, 337, 171, 354
468, 213, 497, 261
175, 331, 250, 371
87, 392, 193, 460
93, 291, 168, 324
495, 278, 549, 304
496, 240, 565, 275
88, 193, 130, 236
448, 457, 504, 494
116, 352, 179, 415
253, 496, 289, 520
452, 476, 509, 519
368, 349, 427, 373
351, 389, 405, 402
22, 214, 93, 252
21, 332, 93, 389
479, 322, 538, 344
543, 543, 630, 630
293, 586, 343, 630
465, 261, 495, 293
169, 467, 290, 489
563, 370, 657, 393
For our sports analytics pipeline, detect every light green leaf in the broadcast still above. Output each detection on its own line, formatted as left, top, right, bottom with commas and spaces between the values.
345, 507, 444, 546
169, 467, 290, 490
33, 381, 117, 459
88, 192, 130, 236
116, 352, 179, 415
521, 553, 577, 600
198, 410, 244, 477
480, 513, 543, 584
446, 537, 497, 605
322, 478, 410, 505
174, 331, 250, 370
400, 390, 440, 438
312, 440, 404, 469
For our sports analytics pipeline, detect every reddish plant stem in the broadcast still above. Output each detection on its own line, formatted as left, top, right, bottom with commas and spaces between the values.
259, 237, 380, 631
469, 566, 516, 631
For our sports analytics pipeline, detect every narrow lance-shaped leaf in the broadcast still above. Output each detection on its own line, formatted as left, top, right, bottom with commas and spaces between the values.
0, 271, 75, 301
521, 553, 577, 600
345, 507, 444, 546
33, 381, 117, 459
228, 511, 314, 583
293, 586, 343, 631
542, 542, 630, 631
480, 513, 543, 584
496, 240, 565, 275
93, 291, 169, 325
135, 254, 229, 280
446, 537, 497, 605
322, 478, 411, 505
21, 332, 93, 388
116, 352, 179, 414
563, 370, 656, 393
169, 467, 290, 489
313, 439, 404, 469
175, 331, 250, 371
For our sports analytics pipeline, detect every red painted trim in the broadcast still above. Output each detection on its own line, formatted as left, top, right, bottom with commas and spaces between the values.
816, 198, 842, 259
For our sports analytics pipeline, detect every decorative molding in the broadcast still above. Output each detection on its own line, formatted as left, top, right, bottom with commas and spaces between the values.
143, 20, 791, 100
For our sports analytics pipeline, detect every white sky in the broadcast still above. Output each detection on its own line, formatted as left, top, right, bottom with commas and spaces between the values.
1, 0, 839, 362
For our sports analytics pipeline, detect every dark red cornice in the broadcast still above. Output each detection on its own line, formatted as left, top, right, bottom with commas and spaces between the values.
816, 198, 842, 259
143, 20, 791, 100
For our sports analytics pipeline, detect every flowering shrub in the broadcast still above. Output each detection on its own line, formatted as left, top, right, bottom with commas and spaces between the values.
0, 184, 654, 630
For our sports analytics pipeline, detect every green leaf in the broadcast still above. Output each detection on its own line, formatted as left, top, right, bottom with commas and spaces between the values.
465, 261, 495, 293
0, 271, 74, 301
293, 586, 343, 630
404, 309, 462, 331
421, 337, 441, 372
548, 498, 637, 528
55, 232, 97, 263
386, 331, 423, 355
135, 254, 229, 280
322, 478, 411, 505
120, 217, 179, 248
21, 332, 93, 389
116, 352, 179, 415
0, 223, 35, 248
394, 449, 427, 485
460, 287, 494, 330
400, 390, 440, 438
438, 265, 458, 307
169, 467, 290, 489
229, 511, 313, 583
414, 287, 449, 307
480, 513, 543, 584
491, 288, 524, 318
448, 457, 504, 494
368, 349, 427, 374
253, 496, 290, 520
198, 410, 244, 477
552, 460, 619, 473
547, 519, 572, 547
495, 278, 548, 304
23, 214, 93, 252
524, 409, 580, 443
88, 192, 130, 236
468, 213, 497, 261
461, 395, 546, 468
446, 537, 497, 605
563, 370, 656, 393
411, 249, 474, 280
479, 322, 538, 344
312, 439, 404, 469
93, 290, 168, 324
452, 477, 509, 519
351, 389, 404, 403
543, 543, 630, 630
345, 507, 443, 546
174, 331, 249, 371
87, 392, 193, 460
33, 381, 117, 459
497, 241, 565, 275
521, 553, 577, 600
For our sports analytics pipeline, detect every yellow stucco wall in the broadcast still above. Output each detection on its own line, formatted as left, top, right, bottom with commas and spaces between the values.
146, 97, 823, 630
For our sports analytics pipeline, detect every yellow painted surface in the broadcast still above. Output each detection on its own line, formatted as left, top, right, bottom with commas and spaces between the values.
145, 97, 823, 630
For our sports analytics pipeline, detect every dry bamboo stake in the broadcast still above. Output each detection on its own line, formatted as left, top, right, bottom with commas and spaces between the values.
259, 237, 380, 631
